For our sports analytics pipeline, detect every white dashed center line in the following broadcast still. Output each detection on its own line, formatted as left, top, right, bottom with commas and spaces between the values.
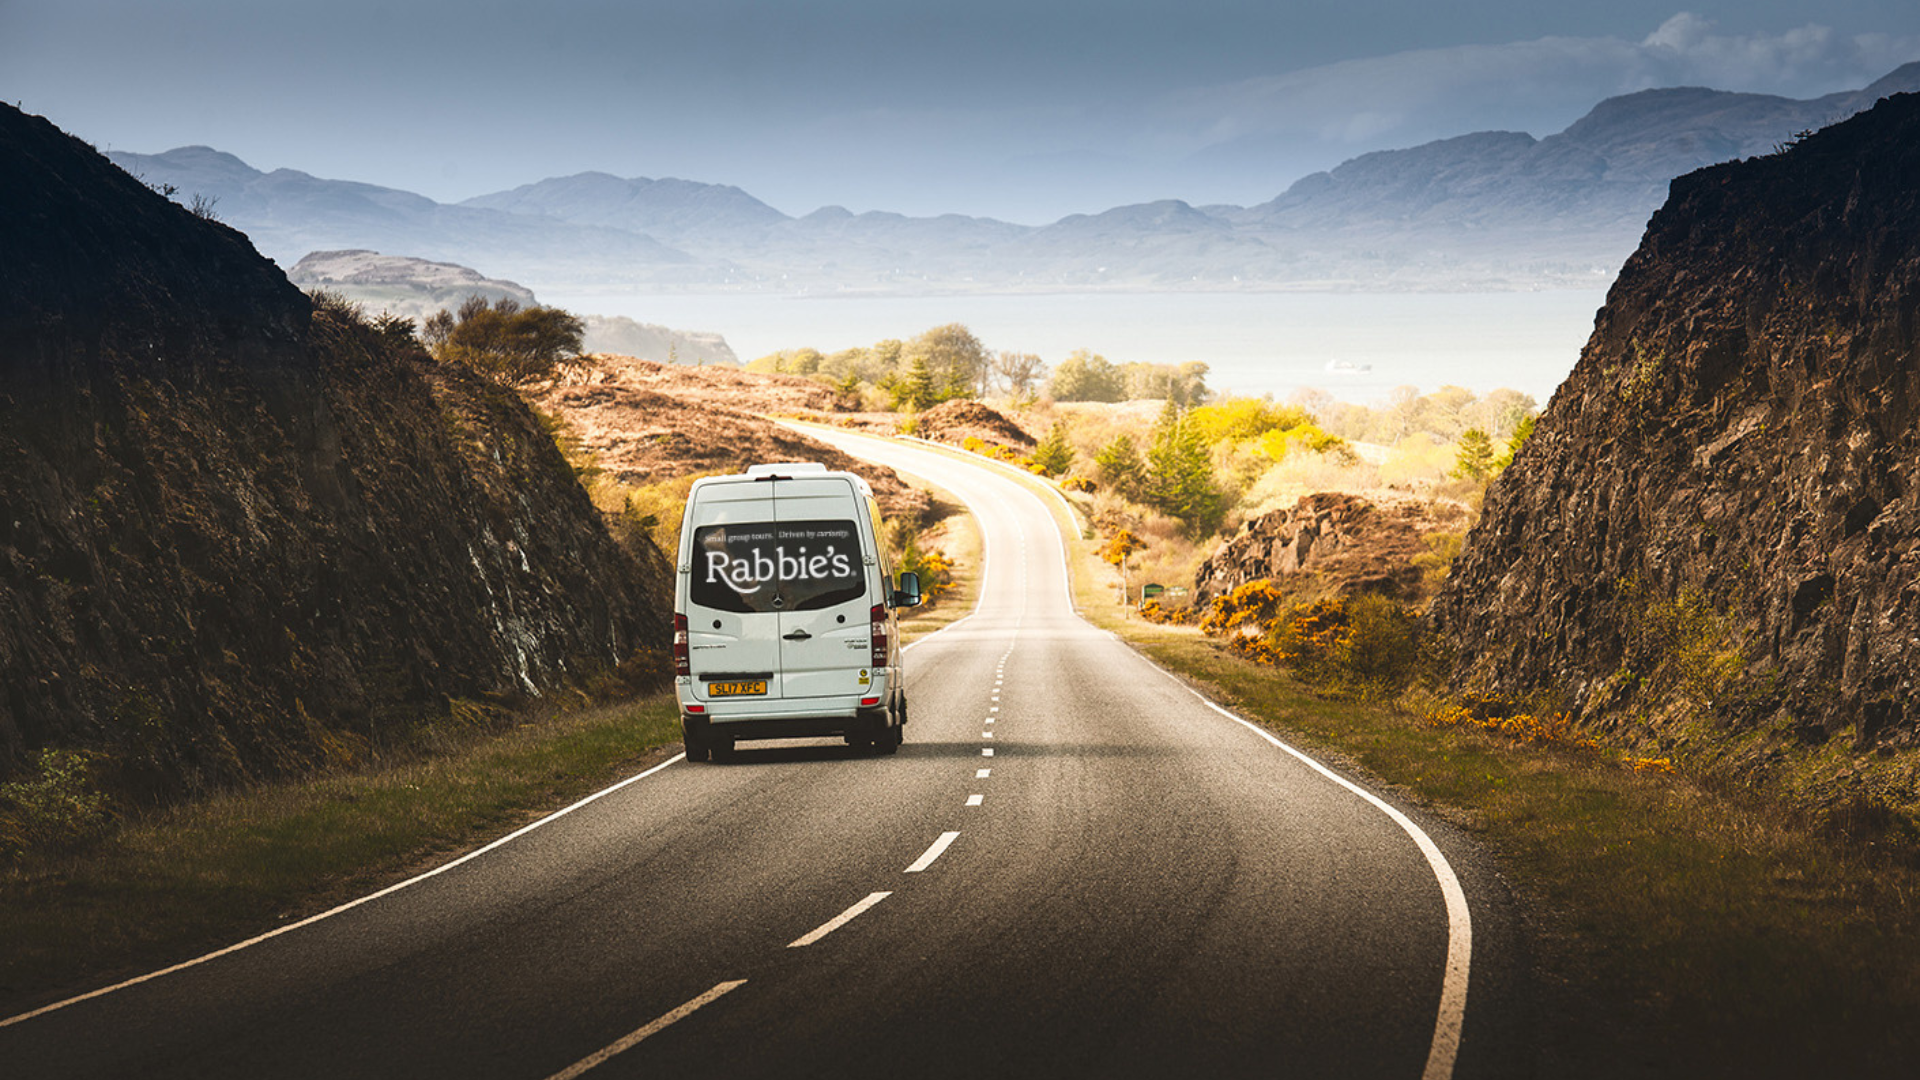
965, 794, 984, 807
977, 768, 991, 778
788, 892, 892, 948
906, 831, 961, 873
544, 979, 748, 1080
982, 748, 993, 756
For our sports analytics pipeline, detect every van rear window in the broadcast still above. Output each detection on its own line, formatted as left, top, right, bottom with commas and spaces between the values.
690, 519, 866, 613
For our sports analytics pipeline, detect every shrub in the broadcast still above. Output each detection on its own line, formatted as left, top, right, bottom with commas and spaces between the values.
422, 295, 586, 387
0, 748, 115, 861
884, 519, 956, 604
1199, 588, 1422, 699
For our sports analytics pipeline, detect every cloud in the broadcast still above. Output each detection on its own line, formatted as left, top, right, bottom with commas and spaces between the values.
1146, 12, 1920, 162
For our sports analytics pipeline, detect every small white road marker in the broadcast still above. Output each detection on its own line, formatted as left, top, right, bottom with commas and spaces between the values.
982, 731, 994, 739
966, 794, 984, 806
982, 748, 993, 757
788, 892, 891, 948
544, 979, 748, 1080
906, 831, 961, 872
976, 768, 991, 778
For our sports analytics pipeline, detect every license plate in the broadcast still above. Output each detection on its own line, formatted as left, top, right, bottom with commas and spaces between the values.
708, 680, 767, 697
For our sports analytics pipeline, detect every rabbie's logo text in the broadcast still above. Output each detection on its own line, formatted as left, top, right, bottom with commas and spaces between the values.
701, 522, 858, 596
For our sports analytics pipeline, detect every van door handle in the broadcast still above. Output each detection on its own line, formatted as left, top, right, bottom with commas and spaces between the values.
782, 628, 812, 641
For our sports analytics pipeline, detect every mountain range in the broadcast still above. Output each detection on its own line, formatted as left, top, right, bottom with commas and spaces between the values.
106, 63, 1920, 297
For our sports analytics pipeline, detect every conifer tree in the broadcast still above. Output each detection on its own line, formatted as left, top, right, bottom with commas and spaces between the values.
1031, 421, 1075, 476
1143, 402, 1224, 537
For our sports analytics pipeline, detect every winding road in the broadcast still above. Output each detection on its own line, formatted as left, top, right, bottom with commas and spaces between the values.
2, 429, 1528, 1078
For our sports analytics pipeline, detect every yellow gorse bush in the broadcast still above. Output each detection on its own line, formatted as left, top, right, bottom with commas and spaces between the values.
1425, 703, 1600, 751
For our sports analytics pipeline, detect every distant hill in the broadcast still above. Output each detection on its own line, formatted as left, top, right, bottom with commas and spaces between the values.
106, 63, 1920, 294
286, 249, 538, 322
105, 146, 696, 279
284, 249, 737, 365
461, 171, 787, 243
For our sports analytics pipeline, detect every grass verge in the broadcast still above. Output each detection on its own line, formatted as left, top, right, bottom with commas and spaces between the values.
1, 694, 683, 1013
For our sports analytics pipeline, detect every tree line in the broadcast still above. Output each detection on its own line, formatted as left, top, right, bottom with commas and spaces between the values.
748, 324, 1214, 410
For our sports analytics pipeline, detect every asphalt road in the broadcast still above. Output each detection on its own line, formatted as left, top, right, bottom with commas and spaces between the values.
1, 430, 1529, 1079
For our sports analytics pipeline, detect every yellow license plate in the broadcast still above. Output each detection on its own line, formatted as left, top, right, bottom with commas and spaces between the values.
708, 680, 767, 697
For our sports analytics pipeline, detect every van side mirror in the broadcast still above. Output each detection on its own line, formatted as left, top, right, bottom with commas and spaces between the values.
894, 571, 922, 608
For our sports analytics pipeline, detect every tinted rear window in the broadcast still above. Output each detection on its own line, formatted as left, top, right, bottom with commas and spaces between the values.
690, 519, 866, 613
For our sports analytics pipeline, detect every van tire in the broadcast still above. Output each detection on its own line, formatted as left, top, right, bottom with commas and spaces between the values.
711, 735, 736, 762
681, 717, 711, 763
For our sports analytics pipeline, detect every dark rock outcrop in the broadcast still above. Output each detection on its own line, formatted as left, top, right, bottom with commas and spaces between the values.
0, 106, 666, 800
1193, 494, 1469, 610
914, 400, 1035, 451
1431, 93, 1920, 749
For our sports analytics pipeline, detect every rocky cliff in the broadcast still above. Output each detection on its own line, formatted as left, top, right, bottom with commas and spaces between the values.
1431, 93, 1920, 760
0, 106, 666, 802
1193, 493, 1469, 610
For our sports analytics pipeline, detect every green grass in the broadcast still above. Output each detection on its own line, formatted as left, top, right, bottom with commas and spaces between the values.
1, 695, 682, 1010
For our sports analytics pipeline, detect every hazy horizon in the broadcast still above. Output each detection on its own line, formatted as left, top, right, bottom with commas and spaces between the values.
6, 2, 1918, 224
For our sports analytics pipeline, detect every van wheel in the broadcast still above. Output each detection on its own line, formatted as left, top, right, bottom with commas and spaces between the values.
681, 718, 710, 762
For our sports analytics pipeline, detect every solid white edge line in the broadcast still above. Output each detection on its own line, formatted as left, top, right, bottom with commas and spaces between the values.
1191, 691, 1472, 1080
788, 891, 892, 948
905, 830, 961, 872
543, 978, 749, 1080
1, 751, 692, 1029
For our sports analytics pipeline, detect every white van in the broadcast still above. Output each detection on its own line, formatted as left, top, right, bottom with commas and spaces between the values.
673, 463, 921, 761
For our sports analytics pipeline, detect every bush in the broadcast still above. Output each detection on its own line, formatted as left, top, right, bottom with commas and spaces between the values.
884, 519, 955, 604
1198, 587, 1422, 700
422, 295, 586, 387
0, 748, 115, 861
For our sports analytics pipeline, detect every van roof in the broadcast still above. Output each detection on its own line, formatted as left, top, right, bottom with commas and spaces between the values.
692, 463, 875, 499
744, 462, 829, 478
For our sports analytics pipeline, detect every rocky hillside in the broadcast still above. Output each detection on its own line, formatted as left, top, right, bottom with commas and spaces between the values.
533, 354, 930, 527
1431, 93, 1920, 761
0, 105, 666, 802
1193, 494, 1469, 610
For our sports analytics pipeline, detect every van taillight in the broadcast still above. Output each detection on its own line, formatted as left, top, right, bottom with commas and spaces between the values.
673, 613, 690, 677
870, 603, 888, 666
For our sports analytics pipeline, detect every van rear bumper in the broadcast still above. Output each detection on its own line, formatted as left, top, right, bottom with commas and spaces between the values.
691, 708, 889, 742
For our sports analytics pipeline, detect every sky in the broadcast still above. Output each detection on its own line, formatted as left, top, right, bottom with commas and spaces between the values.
4, 1, 1919, 223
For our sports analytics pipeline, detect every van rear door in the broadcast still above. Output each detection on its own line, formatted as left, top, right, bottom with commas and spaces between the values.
684, 483, 784, 702
684, 475, 873, 704
770, 477, 872, 700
